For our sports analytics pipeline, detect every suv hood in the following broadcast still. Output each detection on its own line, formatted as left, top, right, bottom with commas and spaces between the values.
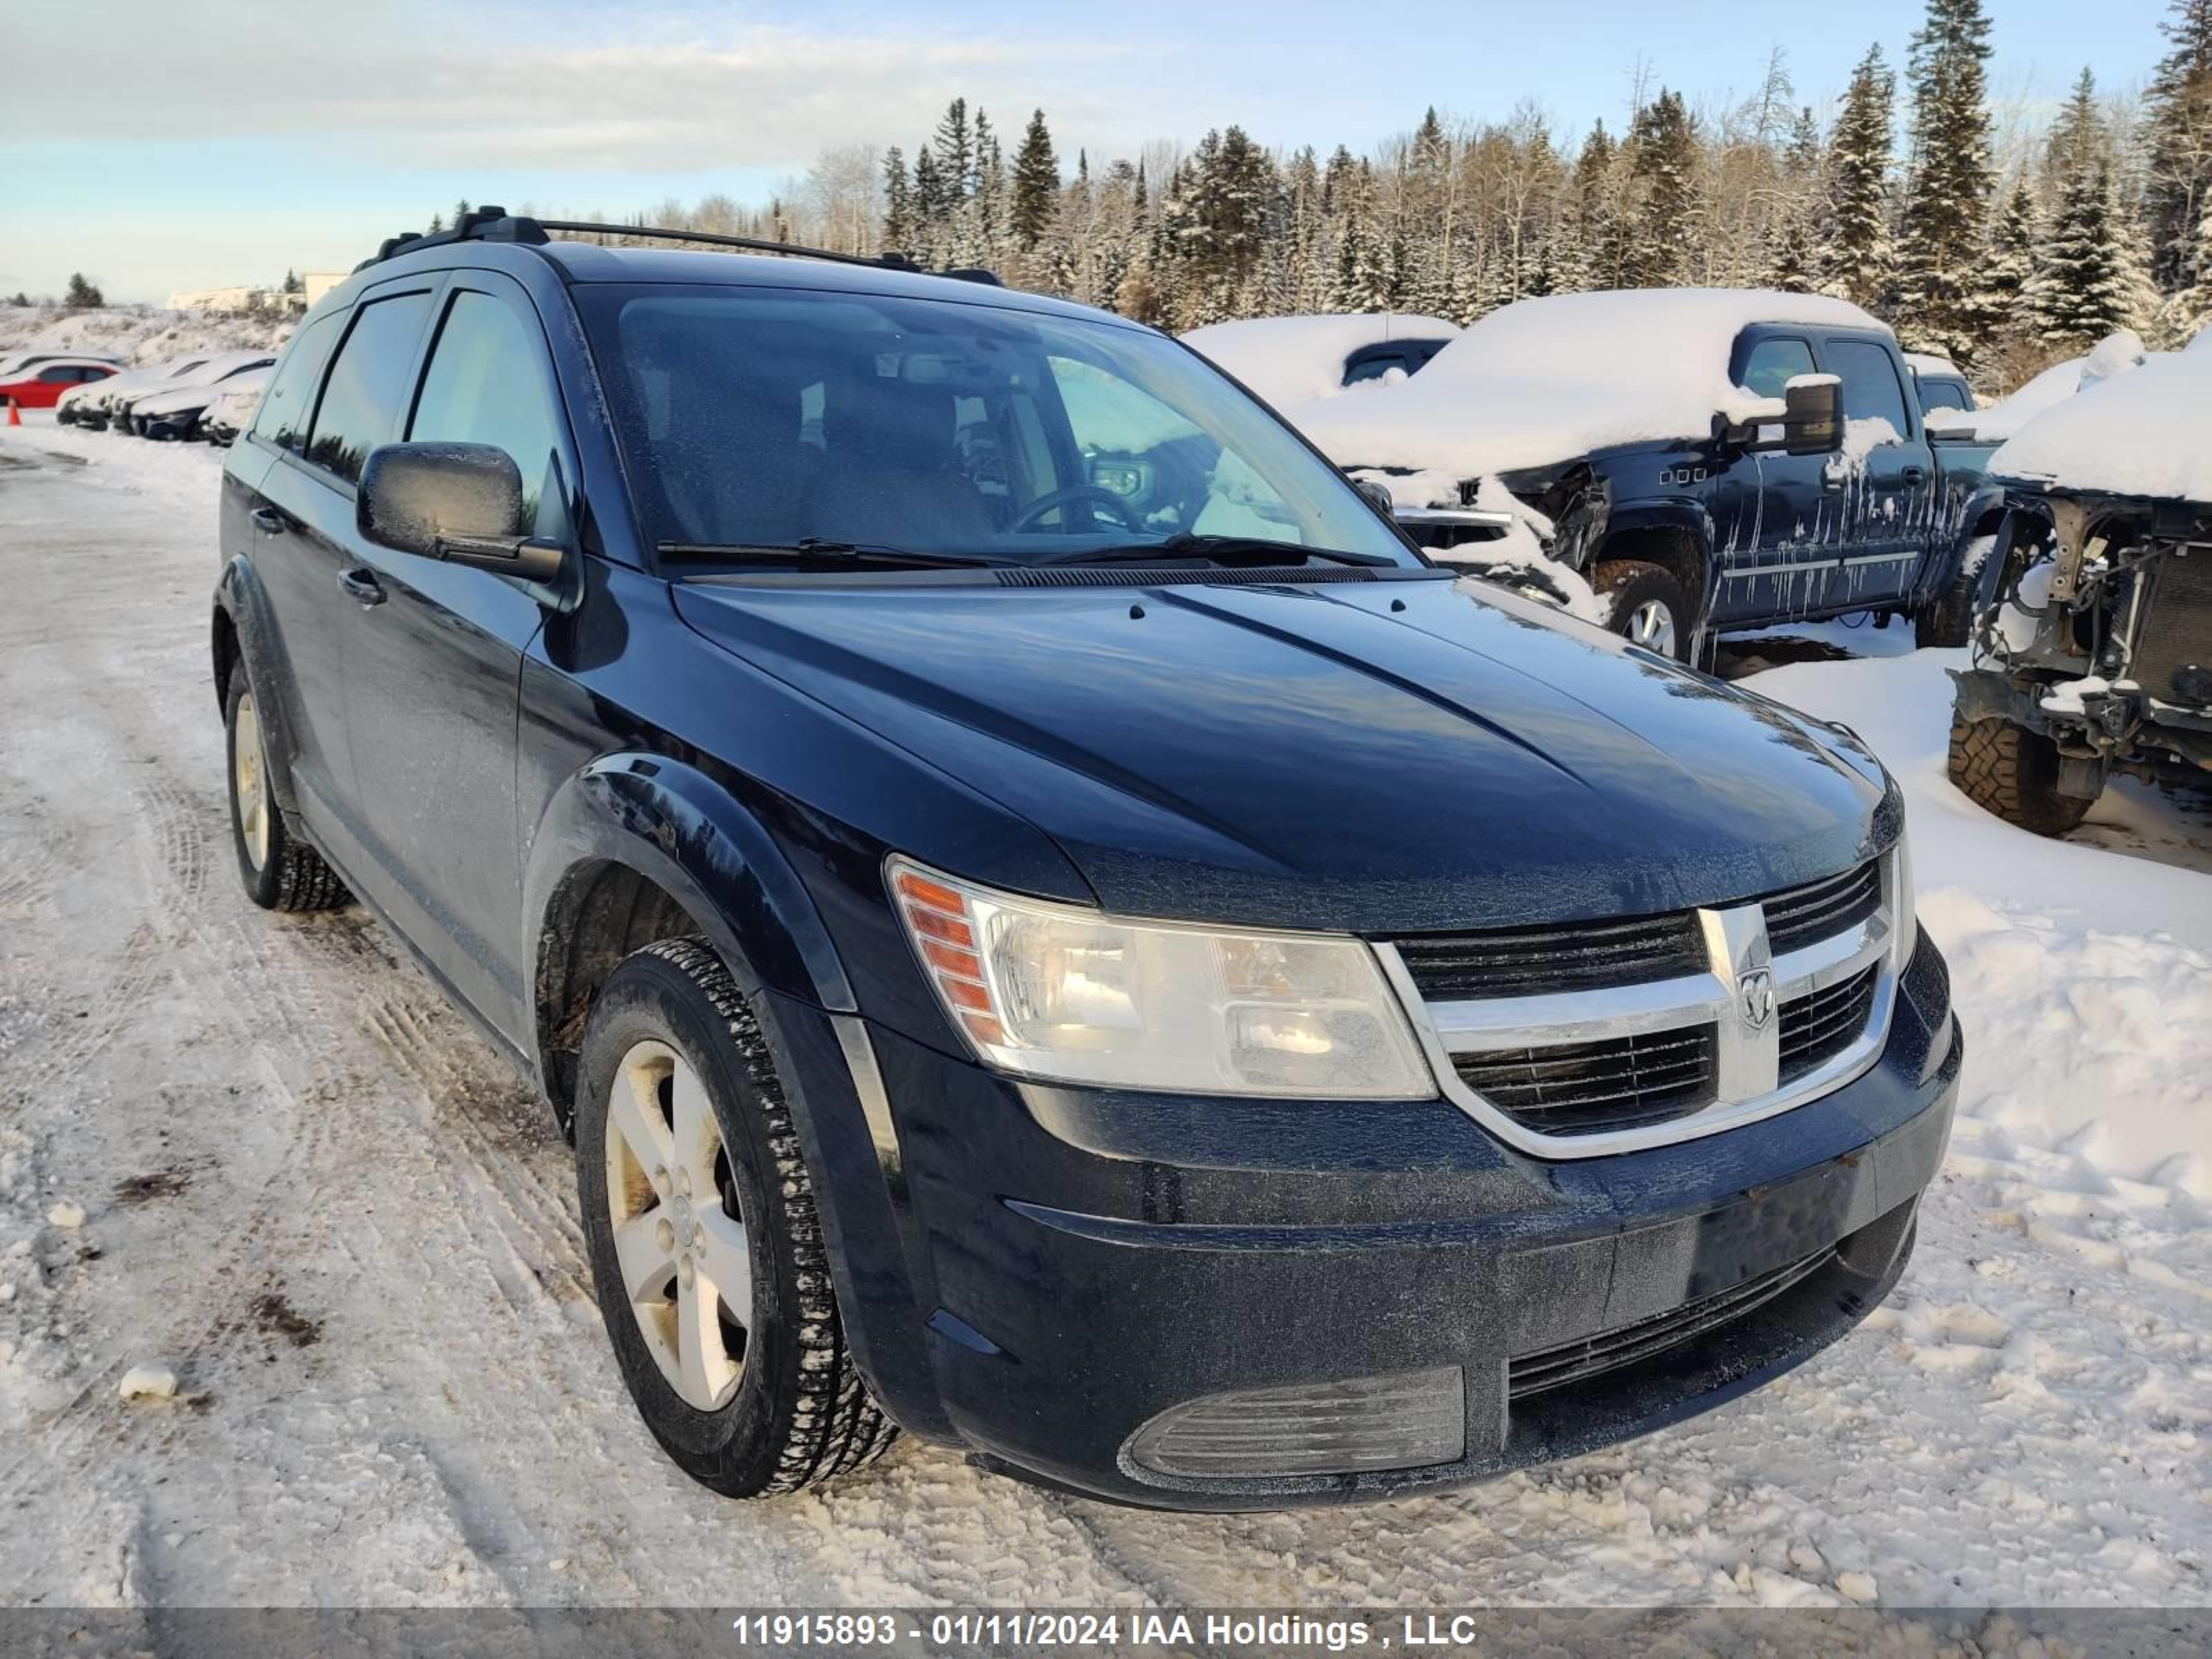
673, 574, 1893, 934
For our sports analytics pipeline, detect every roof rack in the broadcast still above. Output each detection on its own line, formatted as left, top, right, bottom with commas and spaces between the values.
353, 207, 1002, 285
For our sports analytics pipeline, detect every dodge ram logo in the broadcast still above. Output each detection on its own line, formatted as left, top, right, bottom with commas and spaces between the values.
1736, 967, 1776, 1030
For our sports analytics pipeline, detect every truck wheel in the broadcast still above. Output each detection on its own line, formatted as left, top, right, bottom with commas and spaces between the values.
574, 937, 897, 1498
1947, 715, 2097, 836
1914, 571, 1980, 648
1595, 560, 1691, 660
224, 671, 348, 911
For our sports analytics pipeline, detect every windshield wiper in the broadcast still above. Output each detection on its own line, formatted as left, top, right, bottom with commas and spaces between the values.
1031, 534, 1399, 570
659, 538, 1015, 572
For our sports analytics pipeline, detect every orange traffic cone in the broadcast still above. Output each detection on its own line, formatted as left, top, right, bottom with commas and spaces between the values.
6, 397, 19, 427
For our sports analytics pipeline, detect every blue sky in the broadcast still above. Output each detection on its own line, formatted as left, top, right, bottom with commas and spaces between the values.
5, 0, 2179, 303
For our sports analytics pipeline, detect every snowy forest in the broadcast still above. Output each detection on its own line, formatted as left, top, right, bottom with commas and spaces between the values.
458, 0, 2212, 391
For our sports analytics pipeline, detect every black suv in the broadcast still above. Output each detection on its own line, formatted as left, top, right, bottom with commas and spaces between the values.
213, 211, 1960, 1509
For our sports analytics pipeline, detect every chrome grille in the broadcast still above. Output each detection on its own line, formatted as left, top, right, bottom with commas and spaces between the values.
1396, 912, 1703, 999
1508, 1246, 1837, 1399
1765, 863, 1881, 955
1781, 962, 1880, 1082
1378, 852, 1902, 1157
1452, 1028, 1714, 1135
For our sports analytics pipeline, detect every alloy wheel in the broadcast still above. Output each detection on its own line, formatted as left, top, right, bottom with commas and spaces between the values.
233, 691, 270, 870
603, 1039, 752, 1411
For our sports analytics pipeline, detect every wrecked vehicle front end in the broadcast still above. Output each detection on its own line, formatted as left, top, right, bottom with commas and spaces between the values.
1949, 485, 2212, 831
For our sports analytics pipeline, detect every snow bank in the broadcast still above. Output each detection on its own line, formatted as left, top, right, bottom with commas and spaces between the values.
1289, 288, 1886, 478
1181, 312, 1459, 409
1991, 340, 2212, 501
0, 304, 290, 373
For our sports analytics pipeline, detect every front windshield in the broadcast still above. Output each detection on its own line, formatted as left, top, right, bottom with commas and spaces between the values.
577, 283, 1416, 567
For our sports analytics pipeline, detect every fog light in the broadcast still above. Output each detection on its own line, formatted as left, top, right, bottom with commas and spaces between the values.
1124, 1366, 1465, 1479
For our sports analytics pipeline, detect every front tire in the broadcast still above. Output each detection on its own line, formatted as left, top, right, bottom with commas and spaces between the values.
574, 937, 896, 1498
224, 671, 347, 911
1947, 715, 2097, 836
1595, 559, 1692, 661
1914, 570, 1980, 648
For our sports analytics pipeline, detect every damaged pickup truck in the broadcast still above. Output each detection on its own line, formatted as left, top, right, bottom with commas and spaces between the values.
1948, 336, 2212, 834
1270, 290, 2004, 661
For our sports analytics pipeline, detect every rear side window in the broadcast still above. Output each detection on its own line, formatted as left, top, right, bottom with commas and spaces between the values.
407, 290, 563, 526
304, 292, 434, 482
1343, 349, 1409, 386
1827, 339, 1911, 438
1738, 336, 1815, 398
252, 312, 341, 452
1918, 375, 1974, 415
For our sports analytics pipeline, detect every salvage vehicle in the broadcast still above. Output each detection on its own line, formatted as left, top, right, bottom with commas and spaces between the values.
1948, 336, 2212, 835
212, 210, 1958, 1508
0, 357, 116, 409
199, 368, 268, 447
1183, 313, 1461, 404
115, 350, 275, 436
64, 351, 219, 429
1275, 291, 2005, 659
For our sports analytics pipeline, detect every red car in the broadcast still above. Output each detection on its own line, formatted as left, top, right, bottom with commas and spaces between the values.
1, 360, 118, 409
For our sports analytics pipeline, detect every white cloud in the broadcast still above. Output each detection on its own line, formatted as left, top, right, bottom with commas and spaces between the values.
6, 1, 1171, 173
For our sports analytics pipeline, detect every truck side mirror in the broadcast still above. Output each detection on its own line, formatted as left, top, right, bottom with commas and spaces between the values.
1779, 373, 1841, 456
358, 442, 563, 581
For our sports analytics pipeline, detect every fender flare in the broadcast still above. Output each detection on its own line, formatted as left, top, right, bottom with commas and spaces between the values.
1591, 497, 1719, 630
523, 756, 945, 1431
212, 556, 308, 816
523, 754, 855, 1042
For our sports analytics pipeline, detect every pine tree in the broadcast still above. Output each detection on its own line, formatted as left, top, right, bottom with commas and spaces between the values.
911, 148, 948, 257
1011, 111, 1060, 248
1980, 180, 2039, 341
1894, 0, 1998, 361
1820, 46, 1894, 308
64, 273, 103, 308
2031, 158, 2148, 345
1624, 89, 1702, 286
2144, 0, 2212, 288
881, 147, 912, 250
932, 100, 973, 200
2168, 202, 2212, 339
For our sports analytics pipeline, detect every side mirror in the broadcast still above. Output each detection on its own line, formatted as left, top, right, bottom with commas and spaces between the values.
1353, 477, 1398, 518
1778, 373, 1841, 456
357, 442, 563, 581
1722, 373, 1843, 457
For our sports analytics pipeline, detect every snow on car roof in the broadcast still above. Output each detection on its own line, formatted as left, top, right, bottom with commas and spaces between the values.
1285, 287, 1886, 479
1991, 328, 2212, 502
1932, 330, 2153, 444
1179, 312, 1460, 410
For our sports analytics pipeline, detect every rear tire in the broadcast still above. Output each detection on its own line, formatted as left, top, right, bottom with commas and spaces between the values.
1595, 559, 1692, 661
574, 937, 896, 1498
1947, 715, 2097, 836
224, 671, 348, 911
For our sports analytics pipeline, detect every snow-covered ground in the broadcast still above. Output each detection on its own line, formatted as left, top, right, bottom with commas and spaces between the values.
1, 412, 2207, 1613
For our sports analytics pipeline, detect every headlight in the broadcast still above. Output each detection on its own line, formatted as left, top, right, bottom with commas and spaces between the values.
888, 858, 1433, 1098
1889, 831, 1918, 971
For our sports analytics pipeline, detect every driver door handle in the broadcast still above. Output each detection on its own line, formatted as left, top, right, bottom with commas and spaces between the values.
337, 567, 386, 606
1900, 465, 1928, 485
250, 505, 285, 533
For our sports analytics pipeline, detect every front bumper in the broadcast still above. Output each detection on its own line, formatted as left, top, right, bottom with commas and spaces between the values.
803, 932, 1957, 1510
